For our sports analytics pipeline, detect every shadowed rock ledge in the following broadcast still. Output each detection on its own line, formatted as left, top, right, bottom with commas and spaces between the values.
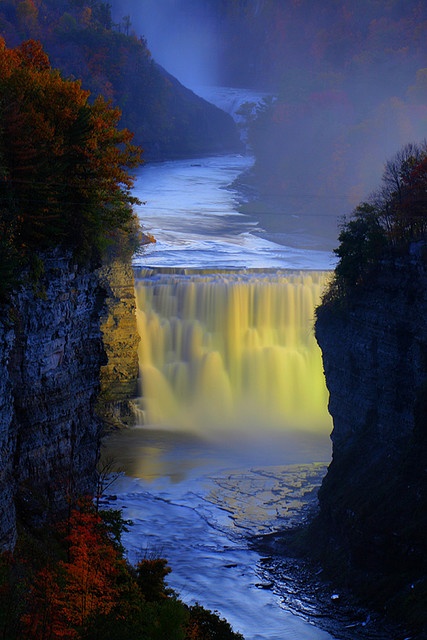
313, 255, 427, 635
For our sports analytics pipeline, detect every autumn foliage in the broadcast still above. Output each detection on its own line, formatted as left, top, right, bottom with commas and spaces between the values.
0, 37, 142, 297
22, 501, 124, 639
0, 498, 243, 640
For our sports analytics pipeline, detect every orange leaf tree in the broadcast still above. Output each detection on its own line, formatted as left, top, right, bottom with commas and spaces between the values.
59, 507, 122, 630
22, 500, 128, 638
22, 565, 77, 640
0, 37, 142, 273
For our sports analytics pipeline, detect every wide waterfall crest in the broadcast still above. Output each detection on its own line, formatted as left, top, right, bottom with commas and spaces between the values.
134, 268, 331, 435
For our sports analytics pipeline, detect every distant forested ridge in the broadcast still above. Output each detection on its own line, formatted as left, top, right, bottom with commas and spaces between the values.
242, 2, 427, 202
211, 0, 427, 91
0, 0, 240, 160
220, 0, 427, 241
3, 0, 427, 241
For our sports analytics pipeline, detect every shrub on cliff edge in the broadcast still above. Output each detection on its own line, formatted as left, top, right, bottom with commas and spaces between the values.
322, 141, 427, 304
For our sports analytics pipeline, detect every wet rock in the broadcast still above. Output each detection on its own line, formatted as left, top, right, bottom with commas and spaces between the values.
255, 581, 274, 589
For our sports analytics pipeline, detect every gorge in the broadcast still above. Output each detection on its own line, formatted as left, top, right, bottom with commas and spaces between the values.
100, 124, 426, 637
103, 265, 336, 640
100, 142, 420, 638
0, 100, 423, 640
98, 147, 345, 640
1, 2, 427, 636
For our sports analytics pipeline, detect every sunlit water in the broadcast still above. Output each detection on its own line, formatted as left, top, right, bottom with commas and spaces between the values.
134, 269, 332, 434
102, 89, 390, 639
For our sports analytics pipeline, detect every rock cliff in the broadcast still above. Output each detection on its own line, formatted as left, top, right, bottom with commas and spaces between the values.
0, 251, 138, 549
0, 321, 15, 549
314, 256, 427, 632
98, 260, 140, 429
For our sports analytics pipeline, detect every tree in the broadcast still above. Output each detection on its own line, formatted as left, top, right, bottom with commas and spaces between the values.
22, 499, 127, 638
333, 203, 387, 288
60, 506, 122, 629
21, 565, 76, 640
396, 154, 427, 239
93, 3, 113, 30
323, 142, 427, 301
0, 551, 27, 639
0, 37, 142, 287
186, 603, 244, 640
16, 0, 39, 37
136, 558, 172, 603
380, 142, 427, 241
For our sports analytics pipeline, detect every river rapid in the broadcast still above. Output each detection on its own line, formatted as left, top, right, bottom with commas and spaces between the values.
102, 89, 396, 640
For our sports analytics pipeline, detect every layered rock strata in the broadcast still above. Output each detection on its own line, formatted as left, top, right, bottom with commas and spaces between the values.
0, 252, 107, 548
98, 260, 139, 429
0, 321, 15, 549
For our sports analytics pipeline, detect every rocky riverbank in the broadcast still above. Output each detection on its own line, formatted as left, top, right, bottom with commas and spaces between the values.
253, 530, 406, 640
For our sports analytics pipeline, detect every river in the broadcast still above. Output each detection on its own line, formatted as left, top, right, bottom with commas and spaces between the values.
133, 153, 335, 270
102, 89, 394, 640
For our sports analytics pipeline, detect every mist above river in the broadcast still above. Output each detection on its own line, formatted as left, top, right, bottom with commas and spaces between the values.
111, 0, 220, 89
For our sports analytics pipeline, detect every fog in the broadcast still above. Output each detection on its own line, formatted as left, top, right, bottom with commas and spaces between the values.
110, 1, 427, 245
110, 0, 220, 89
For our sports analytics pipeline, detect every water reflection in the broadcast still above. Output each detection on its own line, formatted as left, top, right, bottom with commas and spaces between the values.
101, 427, 331, 484
102, 429, 206, 482
101, 427, 334, 640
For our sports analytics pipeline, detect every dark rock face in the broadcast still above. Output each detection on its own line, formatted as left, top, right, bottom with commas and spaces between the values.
0, 322, 16, 549
0, 252, 107, 548
314, 257, 427, 631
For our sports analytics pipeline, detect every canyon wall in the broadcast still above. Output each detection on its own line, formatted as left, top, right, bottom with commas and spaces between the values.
0, 251, 139, 549
98, 260, 140, 429
314, 254, 427, 631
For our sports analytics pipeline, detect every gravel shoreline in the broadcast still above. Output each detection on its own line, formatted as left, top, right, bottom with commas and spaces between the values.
251, 529, 410, 640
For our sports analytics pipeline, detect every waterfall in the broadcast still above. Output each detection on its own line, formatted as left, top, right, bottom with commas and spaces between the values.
134, 268, 332, 436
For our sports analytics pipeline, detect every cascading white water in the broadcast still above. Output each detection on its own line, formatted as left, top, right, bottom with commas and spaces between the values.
134, 268, 332, 436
